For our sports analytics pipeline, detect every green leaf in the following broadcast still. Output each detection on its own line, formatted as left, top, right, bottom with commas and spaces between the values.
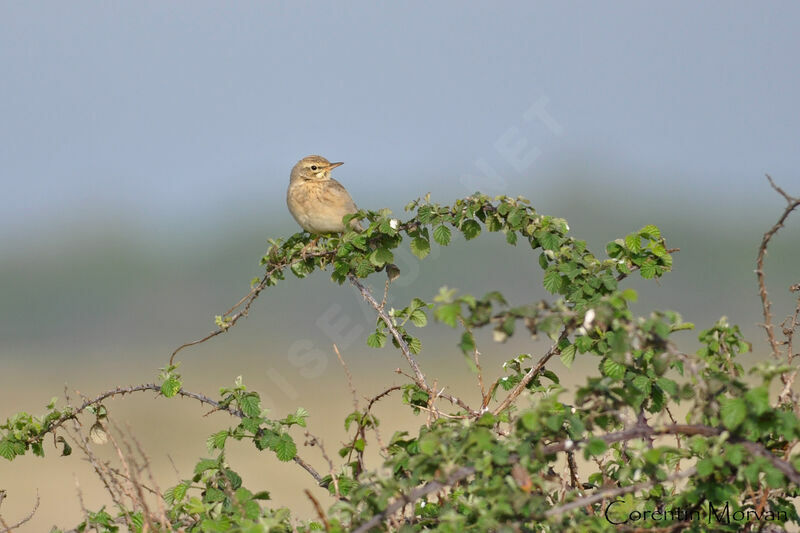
367, 331, 386, 348
696, 458, 714, 477
418, 434, 437, 455
639, 225, 661, 239
407, 336, 422, 354
409, 309, 428, 327
239, 393, 262, 418
161, 376, 182, 398
640, 260, 657, 279
194, 458, 218, 475
585, 438, 607, 457
720, 397, 747, 430
602, 359, 626, 380
433, 225, 452, 246
625, 234, 641, 253
207, 430, 228, 452
744, 387, 769, 415
539, 232, 561, 251
435, 302, 461, 327
0, 439, 17, 460
542, 269, 563, 294
505, 230, 518, 245
560, 344, 576, 368
632, 375, 651, 395
410, 237, 431, 259
655, 377, 678, 398
274, 434, 297, 462
621, 288, 638, 302
355, 258, 374, 278
369, 247, 394, 267
461, 220, 481, 240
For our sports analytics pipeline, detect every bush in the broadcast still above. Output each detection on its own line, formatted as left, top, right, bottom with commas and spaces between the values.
2, 182, 800, 532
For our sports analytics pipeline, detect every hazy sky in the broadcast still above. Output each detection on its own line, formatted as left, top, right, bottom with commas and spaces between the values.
2, 2, 799, 245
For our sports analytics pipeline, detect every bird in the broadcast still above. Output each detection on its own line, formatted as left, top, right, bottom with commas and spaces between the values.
286, 155, 363, 235
286, 155, 400, 280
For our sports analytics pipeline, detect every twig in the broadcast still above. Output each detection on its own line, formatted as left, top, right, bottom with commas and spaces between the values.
543, 467, 697, 518
0, 491, 39, 533
38, 383, 322, 488
170, 249, 332, 364
334, 344, 359, 412
493, 327, 572, 415
304, 489, 331, 532
305, 432, 340, 498
349, 274, 429, 389
0, 490, 9, 532
756, 175, 800, 362
458, 319, 487, 409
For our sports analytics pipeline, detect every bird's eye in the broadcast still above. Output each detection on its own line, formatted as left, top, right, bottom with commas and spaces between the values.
310, 165, 317, 171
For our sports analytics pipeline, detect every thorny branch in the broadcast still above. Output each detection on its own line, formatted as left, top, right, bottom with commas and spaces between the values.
492, 326, 573, 416
756, 175, 800, 403
348, 274, 478, 416
0, 491, 39, 533
29, 383, 324, 488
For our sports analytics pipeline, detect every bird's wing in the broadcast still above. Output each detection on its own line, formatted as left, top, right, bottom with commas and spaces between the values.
326, 178, 358, 212
326, 178, 362, 230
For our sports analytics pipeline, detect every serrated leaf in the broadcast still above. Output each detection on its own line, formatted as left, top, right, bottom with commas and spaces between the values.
433, 225, 452, 246
585, 438, 607, 457
409, 309, 428, 327
0, 439, 16, 460
602, 359, 626, 380
355, 258, 374, 278
369, 247, 394, 267
542, 270, 563, 294
461, 220, 481, 240
625, 234, 641, 253
274, 434, 297, 462
640, 225, 661, 239
407, 336, 422, 354
631, 375, 651, 395
207, 430, 228, 452
434, 303, 461, 327
539, 232, 561, 251
239, 393, 262, 418
367, 331, 386, 348
560, 344, 576, 368
720, 397, 746, 429
410, 237, 431, 259
194, 458, 218, 475
161, 376, 182, 398
640, 260, 657, 279
744, 387, 769, 415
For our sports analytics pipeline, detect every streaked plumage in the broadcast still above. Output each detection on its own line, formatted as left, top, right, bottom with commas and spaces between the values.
286, 155, 362, 234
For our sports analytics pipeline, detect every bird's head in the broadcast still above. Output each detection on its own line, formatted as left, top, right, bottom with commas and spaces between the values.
290, 155, 344, 182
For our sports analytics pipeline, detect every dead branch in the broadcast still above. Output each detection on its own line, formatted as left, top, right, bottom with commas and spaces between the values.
757, 175, 800, 360
0, 491, 39, 533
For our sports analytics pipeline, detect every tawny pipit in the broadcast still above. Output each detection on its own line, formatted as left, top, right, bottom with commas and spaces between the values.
286, 155, 362, 234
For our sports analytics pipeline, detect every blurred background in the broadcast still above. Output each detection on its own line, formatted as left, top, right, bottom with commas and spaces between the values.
2, 2, 799, 529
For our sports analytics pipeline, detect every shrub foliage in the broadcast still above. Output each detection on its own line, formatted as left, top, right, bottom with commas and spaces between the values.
2, 187, 800, 532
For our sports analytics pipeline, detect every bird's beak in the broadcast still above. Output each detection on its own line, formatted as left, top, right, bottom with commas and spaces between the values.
327, 162, 344, 170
